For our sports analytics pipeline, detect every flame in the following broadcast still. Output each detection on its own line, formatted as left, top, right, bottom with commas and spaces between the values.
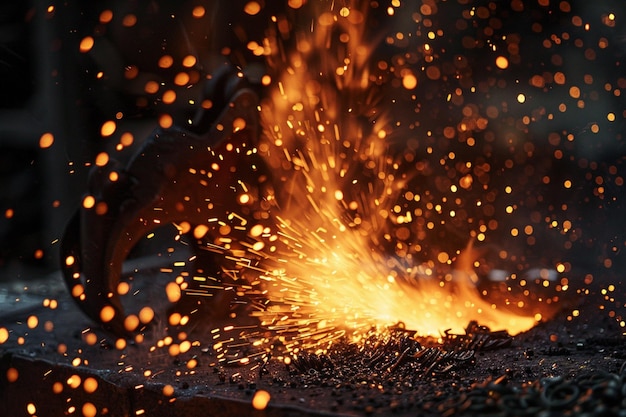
145, 0, 562, 359
181, 0, 546, 354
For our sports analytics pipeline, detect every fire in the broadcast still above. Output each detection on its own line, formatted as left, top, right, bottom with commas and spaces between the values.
185, 0, 548, 354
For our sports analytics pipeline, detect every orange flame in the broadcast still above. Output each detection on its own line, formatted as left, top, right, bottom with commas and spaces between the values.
183, 1, 555, 356
184, 0, 545, 353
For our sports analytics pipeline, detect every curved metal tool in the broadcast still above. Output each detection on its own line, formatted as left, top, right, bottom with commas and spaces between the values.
61, 67, 271, 336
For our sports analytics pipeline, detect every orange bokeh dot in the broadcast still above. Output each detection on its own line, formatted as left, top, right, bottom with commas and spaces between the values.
402, 73, 418, 90
495, 56, 509, 69
139, 306, 155, 323
192, 6, 205, 18
252, 390, 271, 410
99, 305, 116, 323
99, 9, 113, 23
162, 90, 176, 104
158, 55, 174, 69
144, 80, 159, 94
39, 132, 54, 149
159, 114, 173, 129
6, 367, 19, 382
0, 327, 9, 344
94, 152, 109, 167
79, 36, 94, 53
182, 55, 197, 67
100, 121, 116, 137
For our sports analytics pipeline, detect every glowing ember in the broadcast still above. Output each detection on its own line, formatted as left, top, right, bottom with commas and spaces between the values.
252, 389, 271, 410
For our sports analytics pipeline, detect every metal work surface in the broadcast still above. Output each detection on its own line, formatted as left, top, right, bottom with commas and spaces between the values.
1, 268, 624, 417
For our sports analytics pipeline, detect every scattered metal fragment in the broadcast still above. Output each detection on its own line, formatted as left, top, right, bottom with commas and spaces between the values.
438, 361, 626, 416
542, 346, 571, 356
440, 320, 513, 352
290, 324, 488, 387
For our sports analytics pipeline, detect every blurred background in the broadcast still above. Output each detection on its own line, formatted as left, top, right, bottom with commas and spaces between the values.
0, 0, 234, 278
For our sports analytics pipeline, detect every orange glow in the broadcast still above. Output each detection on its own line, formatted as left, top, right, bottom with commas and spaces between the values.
192, 6, 205, 18
99, 9, 113, 23
182, 55, 197, 67
120, 132, 134, 146
169, 313, 182, 326
27, 315, 38, 329
166, 282, 182, 303
252, 390, 271, 410
144, 81, 159, 94
71, 284, 84, 298
117, 281, 130, 295
115, 338, 127, 350
67, 375, 81, 389
402, 73, 418, 89
83, 195, 95, 209
168, 344, 181, 356
6, 368, 18, 382
79, 36, 94, 53
124, 315, 140, 332
495, 56, 509, 69
122, 14, 137, 27
159, 114, 173, 129
100, 120, 116, 137
0, 327, 8, 344
39, 132, 54, 148
288, 0, 306, 9
83, 377, 98, 393
179, 340, 191, 353
139, 307, 155, 324
84, 332, 97, 345
125, 65, 139, 79
94, 152, 109, 167
459, 174, 473, 189
193, 224, 209, 239
82, 403, 97, 417
244, 1, 261, 15
162, 90, 176, 104
162, 385, 175, 396
174, 72, 190, 86
95, 202, 108, 215
99, 306, 116, 323
158, 55, 174, 69
233, 117, 246, 132
52, 382, 63, 394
